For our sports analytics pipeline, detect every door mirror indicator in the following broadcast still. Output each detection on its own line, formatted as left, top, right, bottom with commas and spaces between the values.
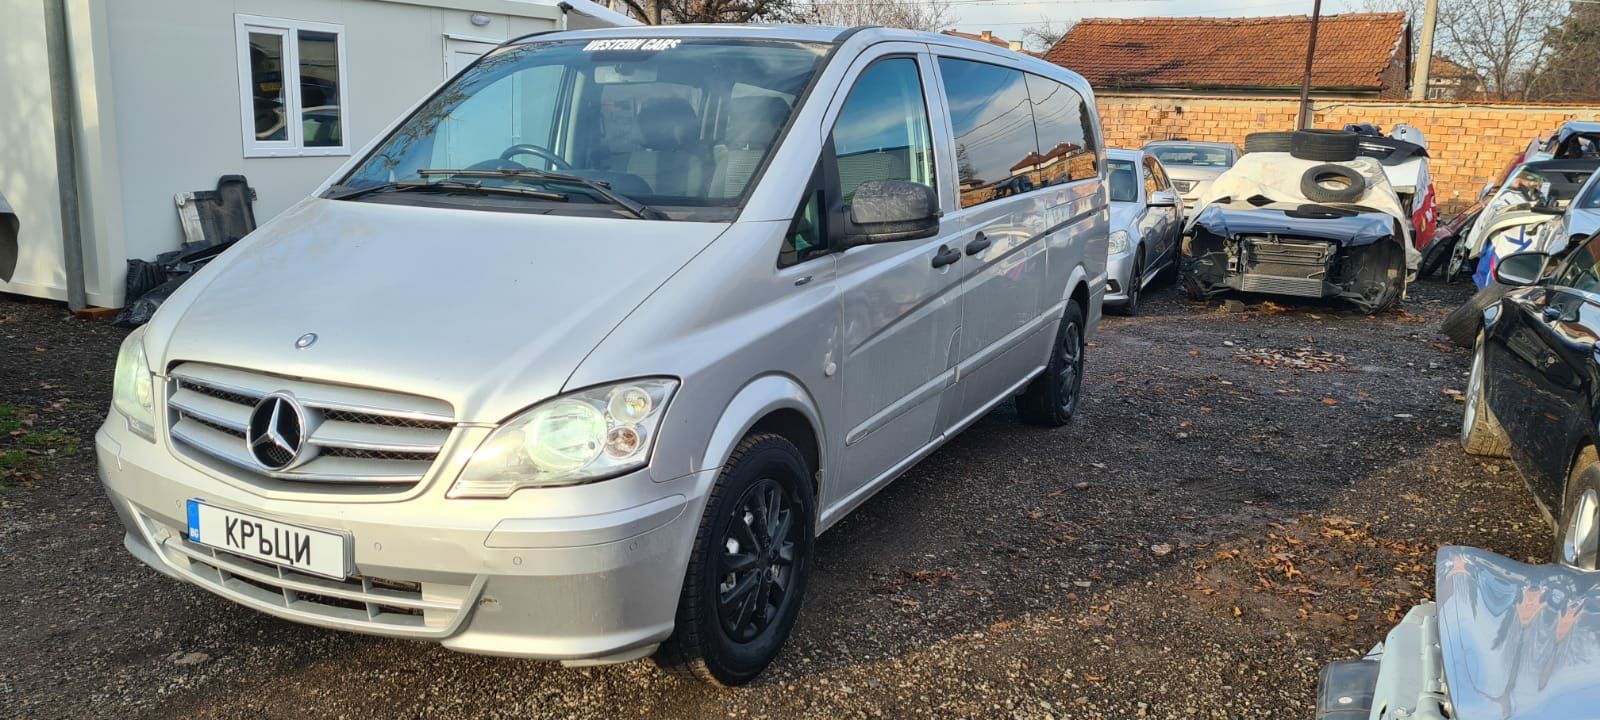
1494, 251, 1551, 286
843, 180, 940, 247
1148, 190, 1179, 207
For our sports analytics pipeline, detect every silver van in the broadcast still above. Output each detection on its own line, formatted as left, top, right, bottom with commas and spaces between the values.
97, 25, 1107, 685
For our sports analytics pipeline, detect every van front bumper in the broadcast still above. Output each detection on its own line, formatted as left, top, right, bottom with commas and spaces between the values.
95, 419, 712, 664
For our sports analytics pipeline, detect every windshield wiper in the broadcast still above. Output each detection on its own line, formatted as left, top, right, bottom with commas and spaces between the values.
326, 179, 568, 202
418, 168, 667, 220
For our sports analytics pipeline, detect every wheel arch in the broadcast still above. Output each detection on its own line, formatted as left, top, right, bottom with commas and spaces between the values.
699, 374, 826, 502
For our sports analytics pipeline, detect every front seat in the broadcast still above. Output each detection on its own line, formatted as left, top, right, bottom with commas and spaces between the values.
709, 96, 790, 199
626, 97, 706, 198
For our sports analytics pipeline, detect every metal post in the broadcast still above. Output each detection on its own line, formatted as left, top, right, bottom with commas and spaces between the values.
44, 0, 88, 311
1297, 0, 1323, 130
1409, 0, 1439, 100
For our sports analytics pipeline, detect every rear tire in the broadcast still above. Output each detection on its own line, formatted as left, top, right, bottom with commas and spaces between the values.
1556, 452, 1600, 569
1018, 302, 1086, 427
1460, 333, 1511, 458
654, 433, 815, 686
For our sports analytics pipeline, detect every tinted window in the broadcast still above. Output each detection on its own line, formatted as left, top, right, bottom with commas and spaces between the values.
1556, 235, 1600, 293
1024, 73, 1096, 185
831, 57, 936, 202
939, 58, 1037, 208
1107, 160, 1138, 203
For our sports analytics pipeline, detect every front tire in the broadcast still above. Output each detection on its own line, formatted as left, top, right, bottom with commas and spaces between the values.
1461, 333, 1511, 458
1111, 253, 1142, 316
1018, 301, 1086, 427
1557, 453, 1600, 569
654, 433, 815, 686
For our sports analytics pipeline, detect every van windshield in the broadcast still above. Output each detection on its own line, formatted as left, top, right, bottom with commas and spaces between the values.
334, 38, 830, 220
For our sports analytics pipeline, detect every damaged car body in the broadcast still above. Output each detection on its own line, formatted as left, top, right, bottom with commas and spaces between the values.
1185, 201, 1406, 313
1318, 546, 1600, 720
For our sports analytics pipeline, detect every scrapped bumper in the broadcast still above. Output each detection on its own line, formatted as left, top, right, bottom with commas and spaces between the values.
96, 419, 711, 663
1316, 602, 1449, 720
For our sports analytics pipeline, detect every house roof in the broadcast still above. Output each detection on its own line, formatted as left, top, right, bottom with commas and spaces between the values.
942, 29, 1012, 49
1043, 12, 1408, 92
1429, 55, 1478, 80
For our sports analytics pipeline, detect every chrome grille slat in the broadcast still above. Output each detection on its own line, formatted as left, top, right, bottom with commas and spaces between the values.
165, 362, 455, 489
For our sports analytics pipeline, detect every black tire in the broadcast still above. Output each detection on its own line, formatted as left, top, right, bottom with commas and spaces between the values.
1244, 131, 1295, 154
1111, 252, 1142, 316
1556, 453, 1600, 569
1460, 332, 1511, 458
1418, 235, 1455, 279
1182, 274, 1206, 301
1441, 283, 1511, 348
1017, 301, 1086, 427
654, 433, 815, 686
1290, 129, 1360, 162
1162, 237, 1185, 283
1299, 164, 1367, 204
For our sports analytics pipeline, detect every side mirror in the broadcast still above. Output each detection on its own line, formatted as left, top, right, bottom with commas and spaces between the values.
1149, 190, 1178, 207
844, 180, 939, 246
1495, 251, 1551, 286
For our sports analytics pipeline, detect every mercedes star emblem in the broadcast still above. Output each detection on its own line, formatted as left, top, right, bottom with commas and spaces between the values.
246, 393, 306, 470
295, 332, 318, 349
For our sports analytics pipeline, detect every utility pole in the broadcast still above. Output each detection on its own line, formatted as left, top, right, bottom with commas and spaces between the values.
1409, 0, 1439, 100
1297, 0, 1323, 129
648, 0, 662, 24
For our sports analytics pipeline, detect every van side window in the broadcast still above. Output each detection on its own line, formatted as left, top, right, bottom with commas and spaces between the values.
780, 163, 827, 268
830, 58, 936, 202
938, 58, 1036, 208
1024, 73, 1096, 185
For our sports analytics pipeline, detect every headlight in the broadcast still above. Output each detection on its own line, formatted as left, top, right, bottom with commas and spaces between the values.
112, 328, 156, 441
449, 378, 678, 498
1108, 229, 1131, 255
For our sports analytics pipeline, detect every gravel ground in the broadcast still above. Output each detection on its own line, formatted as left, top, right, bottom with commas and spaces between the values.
0, 279, 1550, 719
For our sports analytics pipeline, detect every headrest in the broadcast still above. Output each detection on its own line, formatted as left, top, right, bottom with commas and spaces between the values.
726, 96, 790, 149
639, 97, 699, 151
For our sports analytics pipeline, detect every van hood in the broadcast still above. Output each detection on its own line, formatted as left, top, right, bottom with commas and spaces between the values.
149, 199, 726, 423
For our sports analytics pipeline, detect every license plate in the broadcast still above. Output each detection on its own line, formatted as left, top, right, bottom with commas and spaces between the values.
186, 500, 349, 579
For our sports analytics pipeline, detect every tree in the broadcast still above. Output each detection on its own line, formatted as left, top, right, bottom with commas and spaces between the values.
1358, 0, 1564, 99
1021, 18, 1072, 54
616, 0, 798, 24
796, 0, 954, 32
1525, 3, 1600, 101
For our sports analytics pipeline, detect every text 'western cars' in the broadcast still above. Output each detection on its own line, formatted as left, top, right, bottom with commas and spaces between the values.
93, 22, 1600, 708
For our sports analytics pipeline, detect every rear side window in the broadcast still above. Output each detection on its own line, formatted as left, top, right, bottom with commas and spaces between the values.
938, 58, 1037, 209
1024, 73, 1097, 185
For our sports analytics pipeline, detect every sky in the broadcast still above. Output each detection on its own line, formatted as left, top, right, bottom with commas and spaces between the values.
946, 0, 1364, 48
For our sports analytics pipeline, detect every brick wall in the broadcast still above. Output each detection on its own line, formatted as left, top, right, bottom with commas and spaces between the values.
1097, 95, 1600, 211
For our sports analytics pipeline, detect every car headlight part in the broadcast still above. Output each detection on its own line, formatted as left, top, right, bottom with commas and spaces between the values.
112, 328, 156, 441
1108, 229, 1131, 255
450, 378, 678, 498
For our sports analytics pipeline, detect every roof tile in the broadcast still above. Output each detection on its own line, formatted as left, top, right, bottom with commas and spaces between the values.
1044, 13, 1408, 92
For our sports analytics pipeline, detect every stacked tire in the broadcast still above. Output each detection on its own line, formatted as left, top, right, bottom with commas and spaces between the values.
1244, 129, 1360, 163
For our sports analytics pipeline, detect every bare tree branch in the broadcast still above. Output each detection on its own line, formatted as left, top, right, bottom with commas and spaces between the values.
1021, 18, 1073, 54
795, 0, 955, 33
1357, 0, 1564, 99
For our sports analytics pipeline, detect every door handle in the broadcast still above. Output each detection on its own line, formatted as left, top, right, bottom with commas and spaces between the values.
965, 233, 992, 256
1544, 306, 1565, 322
931, 245, 961, 268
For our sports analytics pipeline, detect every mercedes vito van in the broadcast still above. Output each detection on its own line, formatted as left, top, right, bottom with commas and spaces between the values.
98, 25, 1107, 685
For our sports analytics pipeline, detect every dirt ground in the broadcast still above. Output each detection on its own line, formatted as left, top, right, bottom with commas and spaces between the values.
0, 279, 1550, 719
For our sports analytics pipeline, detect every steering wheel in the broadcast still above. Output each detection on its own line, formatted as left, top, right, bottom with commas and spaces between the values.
499, 143, 572, 171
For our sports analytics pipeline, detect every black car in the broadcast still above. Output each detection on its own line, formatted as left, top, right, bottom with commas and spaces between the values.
1184, 202, 1407, 313
1463, 242, 1600, 569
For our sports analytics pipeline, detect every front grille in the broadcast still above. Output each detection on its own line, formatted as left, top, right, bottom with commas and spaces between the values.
1237, 236, 1335, 298
138, 511, 475, 636
165, 362, 455, 488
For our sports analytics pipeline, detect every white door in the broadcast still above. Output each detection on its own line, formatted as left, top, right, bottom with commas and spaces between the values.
445, 38, 498, 77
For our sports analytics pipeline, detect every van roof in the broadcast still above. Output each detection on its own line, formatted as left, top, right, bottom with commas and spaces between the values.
511, 24, 1090, 92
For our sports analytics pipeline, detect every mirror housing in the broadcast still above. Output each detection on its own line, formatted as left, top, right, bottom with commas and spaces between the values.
843, 180, 939, 246
1149, 190, 1179, 207
1494, 251, 1551, 286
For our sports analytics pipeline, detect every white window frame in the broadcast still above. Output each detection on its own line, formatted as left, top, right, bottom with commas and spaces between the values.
235, 14, 351, 158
